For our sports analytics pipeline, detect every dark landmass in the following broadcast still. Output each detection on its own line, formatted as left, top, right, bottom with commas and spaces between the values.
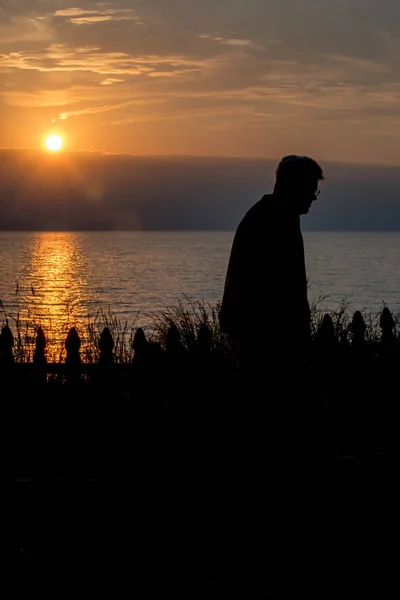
1, 149, 400, 231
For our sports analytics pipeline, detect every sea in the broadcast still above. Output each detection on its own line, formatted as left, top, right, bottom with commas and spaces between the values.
0, 231, 399, 350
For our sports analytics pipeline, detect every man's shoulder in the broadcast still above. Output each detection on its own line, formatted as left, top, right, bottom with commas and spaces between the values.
241, 194, 274, 225
248, 193, 274, 214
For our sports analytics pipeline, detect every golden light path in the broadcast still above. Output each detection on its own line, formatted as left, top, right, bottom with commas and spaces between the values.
27, 233, 89, 360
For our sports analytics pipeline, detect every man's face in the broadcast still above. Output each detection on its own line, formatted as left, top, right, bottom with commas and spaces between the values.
297, 179, 320, 215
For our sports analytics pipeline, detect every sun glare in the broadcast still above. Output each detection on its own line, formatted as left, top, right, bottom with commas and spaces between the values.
46, 135, 63, 152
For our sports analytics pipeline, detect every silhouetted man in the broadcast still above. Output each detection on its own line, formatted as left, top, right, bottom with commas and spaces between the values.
219, 154, 329, 470
217, 155, 328, 595
220, 154, 324, 386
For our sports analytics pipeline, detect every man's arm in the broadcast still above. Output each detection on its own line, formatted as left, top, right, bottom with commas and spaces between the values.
219, 219, 251, 339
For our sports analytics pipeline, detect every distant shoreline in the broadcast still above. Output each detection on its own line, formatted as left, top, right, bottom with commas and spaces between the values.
1, 229, 400, 233
1, 150, 400, 230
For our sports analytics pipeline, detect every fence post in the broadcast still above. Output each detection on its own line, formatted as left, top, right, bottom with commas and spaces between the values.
350, 311, 367, 349
312, 313, 343, 451
313, 313, 337, 368
197, 323, 213, 356
348, 310, 377, 456
318, 313, 335, 341
65, 326, 82, 385
165, 324, 186, 413
131, 328, 148, 407
33, 326, 47, 384
94, 326, 115, 391
166, 324, 183, 357
375, 306, 398, 454
0, 324, 14, 367
99, 327, 115, 366
377, 306, 400, 369
192, 323, 215, 414
379, 307, 396, 343
132, 327, 148, 362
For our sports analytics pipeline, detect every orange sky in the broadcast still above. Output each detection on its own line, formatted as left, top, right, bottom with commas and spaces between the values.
1, 1, 400, 164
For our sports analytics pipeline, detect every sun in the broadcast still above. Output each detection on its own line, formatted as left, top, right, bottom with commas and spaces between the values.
46, 135, 63, 152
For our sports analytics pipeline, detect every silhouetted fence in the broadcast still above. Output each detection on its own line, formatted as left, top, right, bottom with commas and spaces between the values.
2, 307, 398, 477
1, 307, 398, 377
0, 322, 233, 390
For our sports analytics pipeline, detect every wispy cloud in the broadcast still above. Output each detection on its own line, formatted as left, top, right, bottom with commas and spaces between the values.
69, 16, 130, 24
0, 44, 216, 76
0, 16, 54, 44
110, 103, 264, 126
321, 53, 391, 74
58, 98, 166, 120
223, 39, 261, 47
101, 78, 125, 85
2, 89, 70, 107
199, 33, 264, 49
54, 7, 138, 25
54, 8, 127, 17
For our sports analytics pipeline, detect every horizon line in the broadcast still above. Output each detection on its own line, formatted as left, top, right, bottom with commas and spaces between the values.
1, 147, 400, 168
0, 229, 399, 234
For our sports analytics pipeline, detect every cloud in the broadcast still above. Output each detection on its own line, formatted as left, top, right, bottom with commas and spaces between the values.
0, 44, 216, 76
0, 16, 54, 44
54, 6, 138, 25
2, 89, 71, 107
54, 8, 128, 18
1, 0, 400, 162
109, 103, 282, 126
69, 16, 131, 24
199, 34, 264, 49
222, 38, 261, 47
58, 98, 166, 120
321, 53, 392, 75
101, 78, 125, 85
58, 101, 137, 119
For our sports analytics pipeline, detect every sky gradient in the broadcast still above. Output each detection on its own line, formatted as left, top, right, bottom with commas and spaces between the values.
1, 0, 400, 163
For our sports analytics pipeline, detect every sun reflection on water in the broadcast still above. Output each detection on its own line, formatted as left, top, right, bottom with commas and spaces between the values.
26, 232, 89, 358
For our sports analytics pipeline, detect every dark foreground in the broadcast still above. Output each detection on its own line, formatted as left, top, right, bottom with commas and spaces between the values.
5, 375, 394, 597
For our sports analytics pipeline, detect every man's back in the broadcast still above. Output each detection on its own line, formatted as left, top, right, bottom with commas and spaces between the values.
219, 193, 310, 351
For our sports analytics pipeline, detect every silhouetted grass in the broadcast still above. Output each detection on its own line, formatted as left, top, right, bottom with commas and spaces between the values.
0, 294, 399, 363
0, 299, 140, 363
84, 306, 139, 364
146, 294, 226, 352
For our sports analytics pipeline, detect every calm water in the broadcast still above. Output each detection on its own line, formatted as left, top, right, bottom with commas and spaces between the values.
0, 231, 399, 348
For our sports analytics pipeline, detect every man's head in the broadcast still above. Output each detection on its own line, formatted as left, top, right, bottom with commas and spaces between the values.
273, 155, 324, 215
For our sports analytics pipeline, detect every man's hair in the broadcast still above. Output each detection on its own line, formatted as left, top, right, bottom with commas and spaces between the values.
275, 155, 324, 187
